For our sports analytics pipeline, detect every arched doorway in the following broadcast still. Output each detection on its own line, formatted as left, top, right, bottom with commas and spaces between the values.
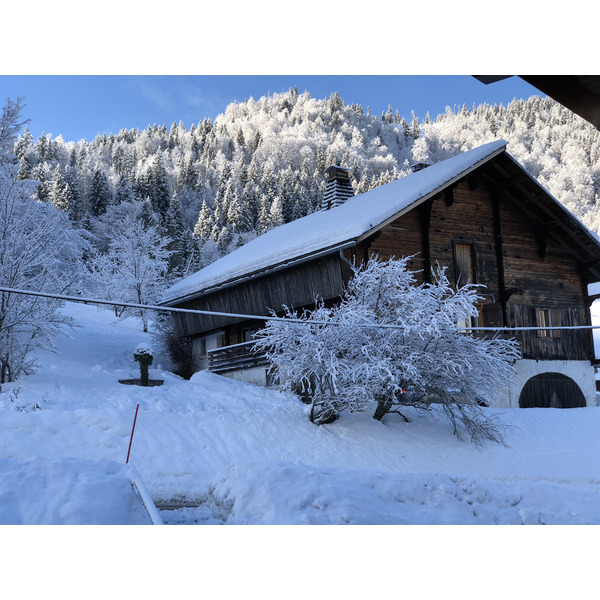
518, 372, 587, 408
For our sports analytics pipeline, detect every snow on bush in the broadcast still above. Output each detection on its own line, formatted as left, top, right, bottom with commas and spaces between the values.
255, 256, 520, 443
133, 343, 154, 386
134, 343, 154, 362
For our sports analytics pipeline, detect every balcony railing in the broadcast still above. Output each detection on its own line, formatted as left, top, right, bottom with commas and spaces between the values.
207, 340, 269, 374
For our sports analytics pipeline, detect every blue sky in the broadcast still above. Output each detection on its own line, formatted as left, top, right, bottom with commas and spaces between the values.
0, 75, 543, 142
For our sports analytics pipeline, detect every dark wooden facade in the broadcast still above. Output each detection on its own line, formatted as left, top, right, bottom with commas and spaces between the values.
172, 253, 347, 347
345, 160, 596, 362
167, 148, 600, 388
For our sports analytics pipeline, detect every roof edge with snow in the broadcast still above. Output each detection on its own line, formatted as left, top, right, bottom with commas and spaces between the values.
162, 140, 508, 306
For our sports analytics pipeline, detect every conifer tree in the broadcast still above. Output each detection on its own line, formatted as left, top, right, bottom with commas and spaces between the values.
258, 193, 271, 234
225, 187, 245, 233
13, 127, 35, 180
88, 168, 111, 216
35, 133, 50, 162
290, 183, 311, 220
31, 163, 51, 203
242, 183, 260, 230
63, 165, 83, 224
134, 170, 152, 204
115, 174, 135, 205
236, 128, 246, 147
216, 224, 233, 252
268, 195, 284, 229
48, 165, 69, 212
164, 193, 188, 274
148, 155, 170, 219
193, 199, 214, 240
238, 157, 248, 188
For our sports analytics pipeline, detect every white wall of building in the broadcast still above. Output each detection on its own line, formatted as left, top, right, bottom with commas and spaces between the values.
220, 365, 269, 387
494, 359, 597, 408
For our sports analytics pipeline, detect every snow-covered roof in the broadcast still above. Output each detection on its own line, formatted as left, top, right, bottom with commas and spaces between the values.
162, 140, 508, 305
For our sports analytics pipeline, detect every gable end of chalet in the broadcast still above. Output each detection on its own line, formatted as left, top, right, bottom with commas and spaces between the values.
162, 141, 600, 409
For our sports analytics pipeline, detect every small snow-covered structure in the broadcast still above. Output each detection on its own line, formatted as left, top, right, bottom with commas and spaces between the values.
162, 140, 600, 409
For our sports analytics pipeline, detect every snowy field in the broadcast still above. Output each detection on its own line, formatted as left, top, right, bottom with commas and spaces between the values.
2, 302, 599, 526
2, 302, 599, 595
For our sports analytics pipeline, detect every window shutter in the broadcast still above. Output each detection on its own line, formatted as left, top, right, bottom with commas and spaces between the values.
454, 243, 475, 287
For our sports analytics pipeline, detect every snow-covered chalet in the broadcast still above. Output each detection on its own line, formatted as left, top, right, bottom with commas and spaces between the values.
161, 140, 600, 409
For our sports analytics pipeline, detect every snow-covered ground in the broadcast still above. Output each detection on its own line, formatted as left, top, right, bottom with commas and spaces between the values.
3, 301, 599, 596
1, 301, 599, 526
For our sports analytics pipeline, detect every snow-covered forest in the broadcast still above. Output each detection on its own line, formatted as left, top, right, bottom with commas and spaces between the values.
14, 89, 600, 279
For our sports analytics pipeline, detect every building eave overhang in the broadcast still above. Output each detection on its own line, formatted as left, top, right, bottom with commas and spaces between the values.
357, 142, 508, 244
161, 240, 357, 306
491, 152, 600, 283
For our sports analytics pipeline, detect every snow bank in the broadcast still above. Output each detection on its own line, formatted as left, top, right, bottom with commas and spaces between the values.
0, 457, 160, 524
205, 460, 600, 525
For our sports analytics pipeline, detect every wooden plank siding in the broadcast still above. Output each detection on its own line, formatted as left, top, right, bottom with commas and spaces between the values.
508, 304, 589, 360
172, 253, 346, 338
365, 207, 429, 284
496, 179, 591, 360
353, 176, 593, 362
367, 180, 502, 299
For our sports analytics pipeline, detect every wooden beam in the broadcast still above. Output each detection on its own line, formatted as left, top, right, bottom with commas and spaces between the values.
489, 161, 597, 257
491, 189, 509, 325
444, 187, 454, 207
418, 199, 433, 284
521, 75, 600, 131
482, 167, 593, 264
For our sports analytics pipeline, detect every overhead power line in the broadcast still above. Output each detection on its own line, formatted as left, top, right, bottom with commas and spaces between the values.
0, 285, 598, 333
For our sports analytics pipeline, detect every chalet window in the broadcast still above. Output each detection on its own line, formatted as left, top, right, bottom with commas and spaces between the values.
453, 243, 476, 287
242, 327, 258, 343
536, 308, 553, 337
458, 304, 484, 333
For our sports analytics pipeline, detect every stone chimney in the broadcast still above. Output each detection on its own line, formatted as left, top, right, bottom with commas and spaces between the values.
321, 165, 354, 210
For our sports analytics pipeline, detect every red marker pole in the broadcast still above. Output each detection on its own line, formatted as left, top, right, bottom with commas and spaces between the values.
126, 403, 140, 464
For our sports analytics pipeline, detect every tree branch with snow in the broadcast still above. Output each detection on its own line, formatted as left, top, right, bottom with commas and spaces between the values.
255, 256, 520, 444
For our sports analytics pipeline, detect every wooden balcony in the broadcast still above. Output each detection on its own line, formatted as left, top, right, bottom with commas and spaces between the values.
207, 340, 269, 374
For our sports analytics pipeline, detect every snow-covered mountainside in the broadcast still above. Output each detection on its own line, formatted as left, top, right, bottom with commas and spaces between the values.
15, 91, 600, 280
1, 302, 599, 525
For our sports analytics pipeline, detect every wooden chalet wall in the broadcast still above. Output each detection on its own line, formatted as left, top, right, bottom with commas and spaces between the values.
172, 253, 346, 343
500, 190, 591, 360
358, 169, 593, 362
169, 151, 599, 369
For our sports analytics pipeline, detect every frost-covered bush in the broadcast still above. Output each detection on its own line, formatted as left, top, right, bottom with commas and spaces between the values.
133, 344, 154, 386
255, 256, 520, 444
151, 312, 197, 379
